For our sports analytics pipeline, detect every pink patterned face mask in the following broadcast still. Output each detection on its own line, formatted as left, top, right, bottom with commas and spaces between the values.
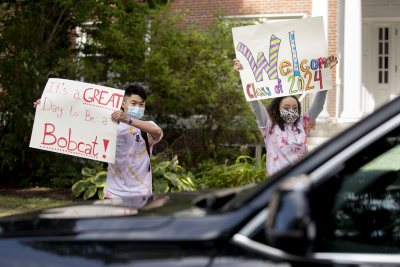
280, 109, 299, 124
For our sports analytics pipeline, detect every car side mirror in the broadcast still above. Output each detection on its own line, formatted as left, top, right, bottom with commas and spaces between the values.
265, 175, 315, 255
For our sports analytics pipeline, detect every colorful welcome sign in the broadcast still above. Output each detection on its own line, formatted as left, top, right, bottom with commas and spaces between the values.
29, 78, 124, 164
232, 16, 334, 101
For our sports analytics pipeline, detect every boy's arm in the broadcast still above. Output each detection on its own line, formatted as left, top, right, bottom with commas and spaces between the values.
111, 110, 163, 140
131, 118, 163, 141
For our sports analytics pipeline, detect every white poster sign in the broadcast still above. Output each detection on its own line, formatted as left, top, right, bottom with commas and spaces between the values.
232, 16, 334, 101
29, 78, 124, 164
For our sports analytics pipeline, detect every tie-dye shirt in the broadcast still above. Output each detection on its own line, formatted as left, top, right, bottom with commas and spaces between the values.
251, 91, 327, 175
105, 122, 162, 198
260, 113, 311, 175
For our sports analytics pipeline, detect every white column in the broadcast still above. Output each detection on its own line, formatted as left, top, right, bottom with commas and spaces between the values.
312, 0, 330, 121
336, 0, 345, 118
339, 0, 363, 121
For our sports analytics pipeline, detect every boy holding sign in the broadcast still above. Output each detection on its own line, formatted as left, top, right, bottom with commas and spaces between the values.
105, 83, 163, 198
34, 83, 163, 198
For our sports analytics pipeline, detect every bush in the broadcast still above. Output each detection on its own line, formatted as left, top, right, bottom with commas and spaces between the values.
71, 155, 198, 200
71, 165, 107, 200
71, 154, 267, 200
152, 155, 197, 193
143, 8, 259, 166
195, 155, 267, 189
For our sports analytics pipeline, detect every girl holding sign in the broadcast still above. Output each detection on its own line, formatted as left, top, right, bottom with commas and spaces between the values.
234, 59, 330, 175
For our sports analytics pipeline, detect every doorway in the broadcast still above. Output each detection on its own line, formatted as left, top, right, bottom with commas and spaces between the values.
363, 22, 400, 112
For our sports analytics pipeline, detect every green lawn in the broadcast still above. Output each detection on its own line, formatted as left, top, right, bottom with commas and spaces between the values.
0, 188, 74, 217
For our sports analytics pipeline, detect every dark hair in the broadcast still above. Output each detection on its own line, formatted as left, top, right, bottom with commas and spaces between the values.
267, 95, 301, 131
124, 83, 148, 101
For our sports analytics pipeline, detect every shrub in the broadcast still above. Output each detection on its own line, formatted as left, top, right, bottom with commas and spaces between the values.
71, 154, 267, 200
72, 165, 107, 200
195, 155, 267, 189
71, 155, 197, 200
152, 155, 197, 193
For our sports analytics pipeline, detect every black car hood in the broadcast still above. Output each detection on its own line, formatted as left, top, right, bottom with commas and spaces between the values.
38, 192, 202, 219
0, 189, 257, 241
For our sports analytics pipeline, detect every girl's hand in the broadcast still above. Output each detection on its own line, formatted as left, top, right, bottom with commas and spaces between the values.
233, 59, 243, 71
329, 55, 339, 69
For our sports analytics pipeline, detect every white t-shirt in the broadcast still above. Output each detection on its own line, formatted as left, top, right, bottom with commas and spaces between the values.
104, 122, 162, 198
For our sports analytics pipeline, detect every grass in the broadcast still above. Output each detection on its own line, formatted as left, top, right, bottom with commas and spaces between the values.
0, 188, 75, 217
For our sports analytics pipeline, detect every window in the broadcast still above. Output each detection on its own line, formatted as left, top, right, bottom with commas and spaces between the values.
313, 126, 400, 253
223, 13, 306, 27
378, 26, 390, 84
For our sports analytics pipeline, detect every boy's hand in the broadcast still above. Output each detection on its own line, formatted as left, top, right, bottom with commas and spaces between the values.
233, 59, 243, 71
111, 110, 130, 124
33, 99, 41, 108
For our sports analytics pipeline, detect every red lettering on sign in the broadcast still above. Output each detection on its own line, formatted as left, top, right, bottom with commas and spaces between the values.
41, 123, 99, 157
246, 83, 255, 99
83, 88, 123, 109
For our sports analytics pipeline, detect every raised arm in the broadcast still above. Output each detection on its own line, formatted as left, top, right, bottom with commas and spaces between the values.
130, 118, 163, 141
307, 90, 327, 122
234, 59, 270, 127
111, 110, 163, 141
307, 55, 338, 122
250, 100, 269, 127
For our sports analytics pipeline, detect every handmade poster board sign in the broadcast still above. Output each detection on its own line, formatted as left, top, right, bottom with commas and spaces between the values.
30, 78, 124, 164
232, 16, 334, 101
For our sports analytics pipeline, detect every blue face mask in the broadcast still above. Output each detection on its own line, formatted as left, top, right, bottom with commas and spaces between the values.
127, 106, 145, 120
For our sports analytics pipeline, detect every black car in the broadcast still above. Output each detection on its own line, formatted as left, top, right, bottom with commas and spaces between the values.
1, 96, 400, 267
